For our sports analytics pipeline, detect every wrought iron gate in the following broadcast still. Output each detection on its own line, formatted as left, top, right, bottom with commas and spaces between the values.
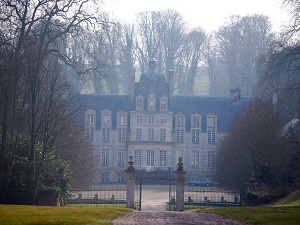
135, 169, 176, 211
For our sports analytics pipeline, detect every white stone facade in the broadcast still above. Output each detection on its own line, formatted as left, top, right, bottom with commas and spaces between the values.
79, 59, 250, 184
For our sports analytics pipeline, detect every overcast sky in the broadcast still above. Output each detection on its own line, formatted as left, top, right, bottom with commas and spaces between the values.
102, 0, 290, 32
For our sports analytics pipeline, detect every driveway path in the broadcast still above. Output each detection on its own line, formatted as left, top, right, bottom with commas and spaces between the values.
138, 185, 170, 211
113, 211, 247, 225
114, 185, 247, 224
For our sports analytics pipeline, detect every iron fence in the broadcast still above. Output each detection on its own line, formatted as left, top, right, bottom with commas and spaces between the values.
65, 185, 126, 207
184, 186, 240, 207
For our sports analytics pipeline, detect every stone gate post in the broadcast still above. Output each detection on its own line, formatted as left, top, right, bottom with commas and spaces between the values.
125, 156, 136, 209
175, 157, 186, 211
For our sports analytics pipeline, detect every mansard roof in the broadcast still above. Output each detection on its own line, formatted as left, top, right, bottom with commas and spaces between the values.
76, 94, 131, 129
171, 95, 252, 132
75, 93, 252, 132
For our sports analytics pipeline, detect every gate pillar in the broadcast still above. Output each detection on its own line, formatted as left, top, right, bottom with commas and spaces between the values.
175, 157, 186, 211
125, 156, 136, 209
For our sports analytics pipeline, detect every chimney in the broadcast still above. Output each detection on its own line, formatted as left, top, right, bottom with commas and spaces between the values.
230, 88, 241, 103
148, 53, 156, 76
168, 69, 174, 100
130, 67, 136, 100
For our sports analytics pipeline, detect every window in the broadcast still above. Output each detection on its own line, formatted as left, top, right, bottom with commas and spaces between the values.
86, 114, 95, 124
160, 150, 167, 166
148, 128, 154, 142
149, 115, 154, 124
160, 128, 166, 142
137, 99, 143, 107
85, 127, 94, 141
176, 150, 183, 164
207, 129, 216, 144
160, 116, 166, 124
117, 172, 125, 183
118, 149, 126, 166
135, 150, 142, 166
136, 128, 142, 142
191, 150, 199, 167
191, 129, 200, 143
208, 151, 216, 168
137, 115, 143, 124
102, 114, 110, 125
101, 149, 109, 166
118, 114, 126, 125
192, 115, 200, 127
101, 172, 109, 183
118, 128, 126, 142
136, 97, 144, 111
102, 127, 110, 142
147, 150, 155, 166
207, 115, 217, 127
176, 129, 184, 143
160, 99, 167, 111
176, 116, 185, 127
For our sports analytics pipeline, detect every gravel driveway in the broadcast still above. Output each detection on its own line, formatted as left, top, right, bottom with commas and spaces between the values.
113, 211, 247, 225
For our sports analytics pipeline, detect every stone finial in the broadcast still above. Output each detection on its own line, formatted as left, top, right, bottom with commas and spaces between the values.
177, 157, 183, 171
126, 156, 135, 171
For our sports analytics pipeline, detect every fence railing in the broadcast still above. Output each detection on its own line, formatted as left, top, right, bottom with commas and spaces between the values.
184, 186, 240, 207
66, 186, 126, 206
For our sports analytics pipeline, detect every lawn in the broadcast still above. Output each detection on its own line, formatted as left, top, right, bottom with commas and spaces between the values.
1, 202, 300, 225
192, 205, 300, 225
0, 204, 132, 225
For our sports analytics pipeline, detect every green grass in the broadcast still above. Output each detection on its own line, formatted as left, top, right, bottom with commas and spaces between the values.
192, 205, 300, 225
1, 200, 300, 225
0, 204, 132, 225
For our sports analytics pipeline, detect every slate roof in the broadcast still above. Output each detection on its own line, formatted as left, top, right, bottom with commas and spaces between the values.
135, 73, 169, 97
75, 94, 131, 129
75, 93, 252, 132
171, 95, 252, 132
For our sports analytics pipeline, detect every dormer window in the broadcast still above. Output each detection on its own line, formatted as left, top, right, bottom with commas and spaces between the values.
101, 110, 111, 126
102, 115, 110, 125
148, 92, 156, 112
118, 113, 127, 126
207, 114, 217, 128
138, 99, 143, 107
85, 109, 96, 125
160, 96, 168, 112
86, 114, 94, 124
136, 95, 144, 111
176, 114, 185, 127
191, 114, 201, 127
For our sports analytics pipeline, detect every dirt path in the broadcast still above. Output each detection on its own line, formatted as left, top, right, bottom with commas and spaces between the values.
112, 211, 247, 225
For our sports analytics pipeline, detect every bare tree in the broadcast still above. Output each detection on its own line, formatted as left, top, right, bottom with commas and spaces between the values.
160, 10, 186, 73
136, 10, 163, 73
283, 0, 300, 38
203, 33, 219, 96
215, 15, 273, 96
257, 0, 300, 121
0, 0, 101, 203
216, 100, 290, 200
176, 27, 206, 95
118, 24, 136, 94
